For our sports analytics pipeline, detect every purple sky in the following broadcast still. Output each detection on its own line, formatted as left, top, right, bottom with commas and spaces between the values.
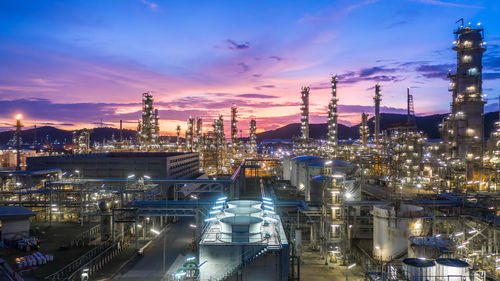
1, 0, 499, 135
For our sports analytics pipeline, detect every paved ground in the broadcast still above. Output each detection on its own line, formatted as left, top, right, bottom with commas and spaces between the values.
300, 251, 365, 281
112, 218, 195, 281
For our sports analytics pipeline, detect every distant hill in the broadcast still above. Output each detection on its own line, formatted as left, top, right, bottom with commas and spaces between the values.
0, 126, 137, 146
256, 112, 500, 141
1, 112, 498, 146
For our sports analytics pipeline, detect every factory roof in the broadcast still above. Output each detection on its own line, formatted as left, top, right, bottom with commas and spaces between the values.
0, 206, 35, 220
31, 152, 196, 159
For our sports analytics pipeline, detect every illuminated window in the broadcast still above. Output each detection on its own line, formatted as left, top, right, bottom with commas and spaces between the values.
467, 68, 478, 76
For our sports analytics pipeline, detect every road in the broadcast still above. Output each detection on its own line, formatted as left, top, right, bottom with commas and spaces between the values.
113, 218, 194, 281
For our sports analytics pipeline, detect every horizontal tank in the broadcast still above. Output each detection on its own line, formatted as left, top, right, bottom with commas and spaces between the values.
402, 258, 436, 281
435, 258, 470, 281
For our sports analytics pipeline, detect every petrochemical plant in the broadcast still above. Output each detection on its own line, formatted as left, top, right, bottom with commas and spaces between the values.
0, 21, 498, 281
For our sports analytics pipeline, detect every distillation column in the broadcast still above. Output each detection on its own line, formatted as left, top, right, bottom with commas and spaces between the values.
176, 125, 181, 152
195, 117, 203, 152
186, 117, 194, 152
327, 76, 339, 157
374, 85, 382, 146
249, 118, 257, 157
301, 87, 310, 141
360, 113, 369, 149
448, 23, 486, 159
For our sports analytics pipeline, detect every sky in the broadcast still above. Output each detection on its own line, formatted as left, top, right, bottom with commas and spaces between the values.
1, 0, 500, 136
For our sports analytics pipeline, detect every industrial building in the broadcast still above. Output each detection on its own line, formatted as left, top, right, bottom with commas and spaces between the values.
26, 152, 199, 181
198, 198, 288, 281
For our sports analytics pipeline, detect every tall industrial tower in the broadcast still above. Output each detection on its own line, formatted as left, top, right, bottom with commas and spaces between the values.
360, 112, 369, 149
407, 87, 416, 126
176, 125, 181, 151
327, 75, 339, 156
374, 85, 382, 145
446, 21, 486, 158
195, 117, 203, 151
231, 105, 239, 148
186, 117, 194, 152
300, 86, 310, 140
249, 118, 257, 156
137, 92, 160, 150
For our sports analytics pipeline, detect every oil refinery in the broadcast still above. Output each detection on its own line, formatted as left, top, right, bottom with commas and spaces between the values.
0, 19, 498, 281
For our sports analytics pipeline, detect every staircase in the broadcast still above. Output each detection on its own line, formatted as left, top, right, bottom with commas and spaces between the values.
209, 246, 272, 281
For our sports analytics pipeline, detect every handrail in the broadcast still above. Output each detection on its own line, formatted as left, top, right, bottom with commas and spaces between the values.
44, 241, 111, 281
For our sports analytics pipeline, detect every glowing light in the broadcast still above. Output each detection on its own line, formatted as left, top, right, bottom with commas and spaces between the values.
16, 114, 22, 120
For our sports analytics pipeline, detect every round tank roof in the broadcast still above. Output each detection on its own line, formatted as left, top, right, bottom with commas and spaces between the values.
409, 236, 453, 247
306, 160, 330, 167
219, 215, 263, 225
436, 258, 469, 267
330, 160, 353, 167
292, 155, 318, 161
403, 258, 435, 267
311, 175, 332, 181
224, 207, 261, 215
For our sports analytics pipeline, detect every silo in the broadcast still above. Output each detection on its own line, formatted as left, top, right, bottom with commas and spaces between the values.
435, 258, 470, 281
402, 258, 436, 281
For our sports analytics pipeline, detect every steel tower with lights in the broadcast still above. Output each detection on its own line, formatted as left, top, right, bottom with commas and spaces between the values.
446, 20, 486, 159
327, 75, 339, 156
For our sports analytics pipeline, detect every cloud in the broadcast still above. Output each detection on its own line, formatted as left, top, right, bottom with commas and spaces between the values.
411, 0, 483, 9
299, 0, 379, 23
226, 39, 250, 50
269, 56, 284, 62
359, 66, 396, 77
254, 85, 276, 90
237, 94, 278, 99
483, 73, 500, 80
237, 62, 250, 73
415, 64, 453, 79
141, 0, 158, 9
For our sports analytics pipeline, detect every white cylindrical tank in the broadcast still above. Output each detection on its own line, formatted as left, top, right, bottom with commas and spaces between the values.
402, 258, 436, 281
283, 156, 292, 181
373, 204, 424, 262
435, 258, 470, 281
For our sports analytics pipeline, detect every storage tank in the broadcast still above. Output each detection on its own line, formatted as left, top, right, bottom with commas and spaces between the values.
408, 236, 454, 259
283, 156, 292, 181
402, 258, 436, 281
373, 204, 424, 262
435, 258, 470, 281
309, 176, 332, 206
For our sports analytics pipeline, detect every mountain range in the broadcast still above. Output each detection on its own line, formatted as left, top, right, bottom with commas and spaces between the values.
1, 112, 498, 146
